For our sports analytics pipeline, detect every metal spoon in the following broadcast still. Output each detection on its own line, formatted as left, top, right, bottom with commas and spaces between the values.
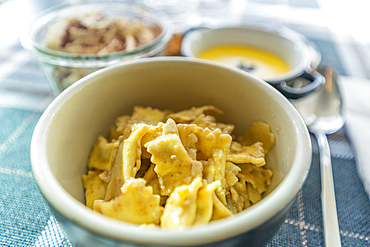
292, 66, 344, 247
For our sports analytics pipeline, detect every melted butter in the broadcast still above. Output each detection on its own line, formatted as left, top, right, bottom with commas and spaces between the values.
196, 44, 291, 80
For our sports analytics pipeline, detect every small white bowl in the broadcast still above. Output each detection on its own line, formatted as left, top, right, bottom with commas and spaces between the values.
30, 57, 311, 246
181, 24, 324, 99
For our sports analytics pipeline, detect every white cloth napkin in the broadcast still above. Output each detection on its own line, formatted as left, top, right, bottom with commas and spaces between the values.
338, 76, 370, 199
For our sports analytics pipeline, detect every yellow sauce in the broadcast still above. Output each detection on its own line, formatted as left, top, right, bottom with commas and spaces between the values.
196, 44, 291, 80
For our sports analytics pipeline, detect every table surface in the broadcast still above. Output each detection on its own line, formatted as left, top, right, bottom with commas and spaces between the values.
1, 0, 370, 246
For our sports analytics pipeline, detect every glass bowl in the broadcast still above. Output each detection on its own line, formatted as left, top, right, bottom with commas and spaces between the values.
21, 2, 172, 95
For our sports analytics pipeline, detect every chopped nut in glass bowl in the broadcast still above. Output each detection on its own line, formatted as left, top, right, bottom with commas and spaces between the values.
21, 3, 172, 95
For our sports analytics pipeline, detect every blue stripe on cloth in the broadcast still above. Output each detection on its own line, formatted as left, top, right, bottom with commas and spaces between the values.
0, 108, 41, 172
32, 216, 73, 247
0, 107, 73, 246
267, 154, 370, 246
310, 39, 348, 76
289, 0, 320, 8
0, 91, 54, 113
311, 129, 356, 160
0, 45, 54, 113
0, 173, 50, 246
0, 108, 37, 143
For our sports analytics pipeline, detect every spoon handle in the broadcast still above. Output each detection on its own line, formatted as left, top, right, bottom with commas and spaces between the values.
315, 131, 342, 247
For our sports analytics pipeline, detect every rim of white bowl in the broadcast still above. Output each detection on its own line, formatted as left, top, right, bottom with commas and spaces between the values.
30, 57, 311, 246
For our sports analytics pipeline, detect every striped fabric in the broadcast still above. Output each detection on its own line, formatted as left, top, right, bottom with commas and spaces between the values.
1, 0, 369, 246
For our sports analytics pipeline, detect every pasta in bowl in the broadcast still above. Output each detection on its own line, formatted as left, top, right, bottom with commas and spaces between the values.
30, 57, 311, 246
83, 106, 275, 228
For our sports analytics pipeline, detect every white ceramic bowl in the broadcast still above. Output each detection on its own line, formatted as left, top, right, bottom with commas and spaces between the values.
30, 57, 311, 246
181, 24, 324, 99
